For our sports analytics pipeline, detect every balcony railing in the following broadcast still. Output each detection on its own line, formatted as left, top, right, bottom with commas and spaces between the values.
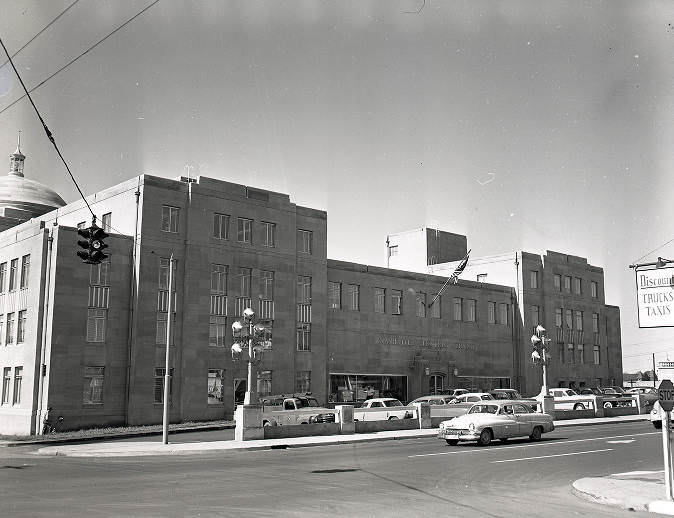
88, 286, 109, 308
235, 297, 252, 316
157, 290, 177, 312
297, 303, 312, 323
556, 327, 564, 343
210, 294, 228, 316
259, 299, 274, 320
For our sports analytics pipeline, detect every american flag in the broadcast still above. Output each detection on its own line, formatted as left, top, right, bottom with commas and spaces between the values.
427, 250, 471, 308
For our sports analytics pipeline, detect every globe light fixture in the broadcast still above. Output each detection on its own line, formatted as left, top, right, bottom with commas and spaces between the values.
231, 307, 272, 405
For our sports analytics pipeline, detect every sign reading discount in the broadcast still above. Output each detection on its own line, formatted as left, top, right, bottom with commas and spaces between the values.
658, 379, 674, 412
635, 266, 674, 328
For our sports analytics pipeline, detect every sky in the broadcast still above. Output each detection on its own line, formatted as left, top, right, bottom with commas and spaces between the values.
1, 1, 673, 373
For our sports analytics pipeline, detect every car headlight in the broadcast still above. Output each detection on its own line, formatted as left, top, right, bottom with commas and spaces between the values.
468, 423, 475, 431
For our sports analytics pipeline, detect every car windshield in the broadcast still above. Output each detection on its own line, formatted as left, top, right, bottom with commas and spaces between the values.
296, 398, 319, 408
468, 404, 498, 414
384, 400, 403, 407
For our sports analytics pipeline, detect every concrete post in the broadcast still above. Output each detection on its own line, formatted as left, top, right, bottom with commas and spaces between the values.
414, 402, 432, 429
593, 396, 605, 418
541, 396, 554, 415
336, 405, 355, 434
234, 404, 264, 441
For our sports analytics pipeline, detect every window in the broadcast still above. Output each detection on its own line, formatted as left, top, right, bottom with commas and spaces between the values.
2, 367, 10, 404
238, 267, 252, 297
578, 344, 585, 364
487, 302, 496, 324
563, 275, 571, 292
347, 284, 360, 311
12, 367, 22, 405
573, 277, 582, 295
257, 370, 272, 397
154, 368, 173, 404
260, 270, 274, 300
592, 313, 599, 332
417, 292, 426, 318
211, 264, 228, 294
6, 313, 14, 344
297, 276, 311, 304
17, 310, 26, 343
77, 221, 86, 230
476, 273, 487, 283
298, 229, 313, 254
213, 213, 230, 239
0, 314, 3, 346
208, 369, 224, 404
261, 222, 276, 247
158, 258, 172, 290
575, 311, 583, 331
453, 297, 462, 321
83, 367, 104, 404
237, 218, 253, 243
374, 287, 385, 313
0, 262, 5, 292
568, 343, 575, 364
498, 303, 508, 325
9, 259, 18, 291
388, 245, 398, 257
156, 313, 175, 345
591, 281, 598, 298
553, 274, 561, 291
101, 212, 111, 232
297, 323, 311, 351
20, 255, 29, 289
559, 345, 565, 364
86, 309, 107, 342
530, 270, 539, 289
465, 299, 476, 322
530, 306, 539, 332
565, 309, 573, 329
593, 345, 600, 365
90, 261, 110, 286
328, 282, 341, 309
391, 290, 403, 315
430, 295, 440, 318
209, 316, 227, 347
295, 371, 311, 393
161, 205, 179, 233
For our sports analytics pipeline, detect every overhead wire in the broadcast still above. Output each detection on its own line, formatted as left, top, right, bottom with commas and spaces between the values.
631, 237, 674, 265
0, 0, 160, 117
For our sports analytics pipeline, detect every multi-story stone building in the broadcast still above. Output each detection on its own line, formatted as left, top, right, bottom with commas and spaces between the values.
0, 145, 623, 434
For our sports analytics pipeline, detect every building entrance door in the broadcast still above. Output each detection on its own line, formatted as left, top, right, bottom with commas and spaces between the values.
429, 374, 445, 395
234, 378, 247, 406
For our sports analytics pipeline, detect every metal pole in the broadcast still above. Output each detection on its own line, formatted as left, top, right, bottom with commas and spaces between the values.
541, 348, 548, 395
662, 410, 674, 501
244, 318, 253, 405
654, 353, 658, 389
162, 253, 173, 444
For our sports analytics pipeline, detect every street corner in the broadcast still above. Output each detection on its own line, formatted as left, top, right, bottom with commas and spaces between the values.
572, 470, 665, 513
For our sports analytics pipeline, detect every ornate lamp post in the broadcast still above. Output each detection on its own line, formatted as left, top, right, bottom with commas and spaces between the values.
531, 324, 551, 396
231, 307, 271, 405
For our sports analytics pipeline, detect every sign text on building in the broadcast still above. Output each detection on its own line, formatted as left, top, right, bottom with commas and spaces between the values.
636, 266, 674, 328
374, 334, 477, 351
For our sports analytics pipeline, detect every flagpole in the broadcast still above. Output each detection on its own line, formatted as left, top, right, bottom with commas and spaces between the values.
428, 249, 471, 308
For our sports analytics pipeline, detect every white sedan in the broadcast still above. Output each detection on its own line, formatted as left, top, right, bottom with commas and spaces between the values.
438, 400, 555, 446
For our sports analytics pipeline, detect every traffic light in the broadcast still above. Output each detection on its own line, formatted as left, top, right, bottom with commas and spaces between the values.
76, 224, 109, 264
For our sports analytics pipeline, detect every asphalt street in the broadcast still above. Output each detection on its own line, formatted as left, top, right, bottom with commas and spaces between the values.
0, 421, 663, 517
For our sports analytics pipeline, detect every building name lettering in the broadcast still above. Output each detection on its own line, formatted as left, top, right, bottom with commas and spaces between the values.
374, 335, 477, 351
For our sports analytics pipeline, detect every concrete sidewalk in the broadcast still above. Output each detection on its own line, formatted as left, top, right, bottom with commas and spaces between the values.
35, 413, 648, 458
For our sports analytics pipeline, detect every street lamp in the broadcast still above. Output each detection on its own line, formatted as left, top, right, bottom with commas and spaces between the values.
531, 325, 551, 396
231, 307, 272, 405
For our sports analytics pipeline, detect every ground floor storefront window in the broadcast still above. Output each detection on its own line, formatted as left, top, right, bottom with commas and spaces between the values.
329, 373, 407, 404
455, 376, 510, 392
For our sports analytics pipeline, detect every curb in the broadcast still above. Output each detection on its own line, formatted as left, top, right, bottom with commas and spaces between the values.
571, 479, 646, 513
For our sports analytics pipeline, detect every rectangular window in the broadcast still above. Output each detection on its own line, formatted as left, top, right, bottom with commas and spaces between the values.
90, 261, 110, 286
476, 273, 487, 283
591, 281, 598, 298
211, 264, 228, 294
154, 368, 173, 404
0, 262, 5, 292
297, 276, 311, 304
101, 212, 111, 232
530, 270, 539, 289
259, 270, 274, 300
417, 292, 426, 318
298, 229, 313, 254
593, 345, 600, 365
237, 218, 253, 243
0, 314, 4, 346
238, 267, 252, 297
347, 284, 360, 311
20, 255, 30, 289
9, 258, 18, 291
158, 258, 171, 290
575, 310, 583, 331
209, 316, 227, 347
430, 295, 441, 318
567, 343, 575, 364
156, 313, 175, 345
391, 290, 403, 315
257, 370, 272, 397
453, 297, 462, 321
563, 275, 571, 292
208, 369, 224, 404
465, 299, 476, 322
86, 309, 107, 342
213, 213, 230, 239
565, 309, 573, 329
1, 367, 10, 404
487, 302, 496, 324
295, 371, 311, 393
578, 344, 585, 364
12, 366, 22, 405
374, 287, 385, 313
498, 303, 508, 325
296, 323, 311, 351
388, 245, 398, 257
573, 277, 582, 295
592, 313, 599, 333
83, 366, 104, 404
328, 281, 341, 309
559, 345, 565, 364
77, 221, 86, 230
530, 306, 540, 331
17, 310, 26, 343
261, 222, 276, 247
553, 274, 561, 291
161, 205, 179, 233
6, 312, 14, 344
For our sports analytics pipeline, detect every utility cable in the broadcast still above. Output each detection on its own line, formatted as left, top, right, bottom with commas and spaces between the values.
631, 237, 674, 265
0, 0, 160, 117
0, 36, 95, 220
0, 0, 81, 71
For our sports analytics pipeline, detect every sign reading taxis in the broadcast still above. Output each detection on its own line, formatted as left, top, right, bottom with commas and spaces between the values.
636, 266, 674, 328
658, 379, 674, 412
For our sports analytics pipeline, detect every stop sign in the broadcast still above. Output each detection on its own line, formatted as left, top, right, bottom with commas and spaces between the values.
658, 380, 674, 412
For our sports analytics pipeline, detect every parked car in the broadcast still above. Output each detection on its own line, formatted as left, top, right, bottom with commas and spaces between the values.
409, 395, 455, 405
626, 387, 658, 407
489, 389, 539, 409
437, 400, 555, 446
354, 398, 414, 421
258, 393, 336, 426
578, 387, 633, 408
449, 392, 494, 404
439, 389, 469, 398
545, 388, 591, 410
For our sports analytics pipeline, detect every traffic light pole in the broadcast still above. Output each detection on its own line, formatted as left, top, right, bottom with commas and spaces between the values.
162, 254, 174, 445
541, 348, 548, 395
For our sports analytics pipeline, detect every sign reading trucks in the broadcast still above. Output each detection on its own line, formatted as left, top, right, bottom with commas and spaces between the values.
636, 266, 674, 328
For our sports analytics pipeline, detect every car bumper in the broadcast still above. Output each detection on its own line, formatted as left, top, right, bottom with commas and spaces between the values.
437, 430, 479, 441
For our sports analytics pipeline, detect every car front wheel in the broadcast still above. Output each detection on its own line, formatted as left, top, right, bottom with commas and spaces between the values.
529, 426, 542, 442
445, 439, 458, 446
573, 403, 585, 410
603, 402, 613, 409
477, 429, 493, 446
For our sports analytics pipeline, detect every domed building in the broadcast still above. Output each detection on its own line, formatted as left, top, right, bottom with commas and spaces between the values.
0, 136, 66, 231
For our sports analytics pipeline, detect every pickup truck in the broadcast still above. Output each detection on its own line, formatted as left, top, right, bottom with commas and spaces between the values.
259, 393, 336, 427
353, 398, 415, 421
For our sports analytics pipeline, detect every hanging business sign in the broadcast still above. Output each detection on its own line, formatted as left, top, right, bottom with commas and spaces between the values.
635, 266, 674, 328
